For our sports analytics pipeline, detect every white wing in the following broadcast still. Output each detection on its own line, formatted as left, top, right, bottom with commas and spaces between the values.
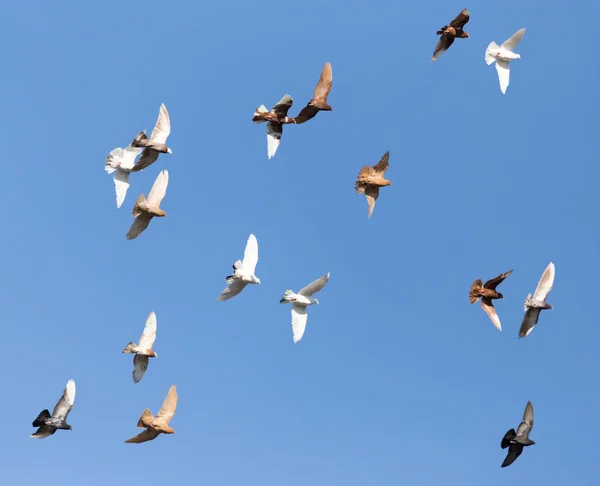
138, 311, 157, 349
495, 60, 511, 94
299, 272, 331, 297
291, 304, 308, 343
147, 170, 169, 207
120, 145, 143, 170
114, 169, 130, 209
266, 122, 282, 159
241, 234, 258, 274
105, 147, 124, 174
65, 379, 76, 407
533, 262, 555, 302
501, 28, 526, 52
217, 280, 248, 301
133, 355, 149, 383
150, 103, 171, 144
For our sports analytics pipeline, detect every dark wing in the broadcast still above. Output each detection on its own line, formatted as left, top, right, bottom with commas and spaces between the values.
431, 34, 455, 62
131, 148, 160, 172
125, 428, 160, 444
501, 428, 516, 449
30, 424, 57, 439
126, 213, 153, 240
449, 8, 470, 29
501, 443, 523, 467
293, 104, 319, 125
518, 307, 541, 338
51, 379, 75, 421
365, 186, 380, 218
371, 152, 390, 177
271, 94, 293, 116
483, 269, 513, 290
313, 62, 332, 103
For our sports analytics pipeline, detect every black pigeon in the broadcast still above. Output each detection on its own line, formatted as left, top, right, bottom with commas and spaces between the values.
30, 379, 76, 439
501, 401, 535, 467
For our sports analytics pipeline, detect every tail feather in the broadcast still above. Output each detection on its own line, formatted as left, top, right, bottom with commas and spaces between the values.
32, 409, 51, 427
485, 42, 499, 65
122, 342, 137, 354
131, 130, 150, 147
132, 194, 147, 218
280, 289, 294, 303
469, 279, 483, 304
137, 409, 154, 428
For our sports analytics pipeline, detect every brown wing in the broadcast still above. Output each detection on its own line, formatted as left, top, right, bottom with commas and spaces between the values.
469, 279, 483, 304
371, 152, 390, 177
364, 186, 380, 218
126, 213, 153, 240
449, 8, 470, 29
355, 165, 374, 193
271, 94, 293, 116
125, 428, 160, 444
154, 385, 178, 426
313, 62, 332, 103
293, 104, 319, 124
431, 34, 455, 62
131, 148, 160, 172
481, 298, 502, 331
483, 270, 513, 290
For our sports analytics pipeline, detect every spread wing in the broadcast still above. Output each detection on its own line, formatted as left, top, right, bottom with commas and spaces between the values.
125, 428, 160, 444
483, 270, 513, 290
501, 428, 516, 449
147, 170, 169, 207
481, 298, 502, 331
533, 262, 555, 302
51, 379, 76, 421
217, 279, 248, 301
501, 443, 523, 467
121, 145, 143, 170
431, 34, 455, 62
241, 234, 258, 274
501, 28, 526, 52
365, 186, 380, 218
266, 122, 283, 159
113, 170, 130, 209
299, 272, 331, 297
519, 307, 541, 338
138, 312, 157, 350
291, 304, 308, 344
30, 425, 56, 439
293, 104, 319, 124
154, 385, 178, 426
495, 59, 511, 95
516, 401, 534, 438
371, 152, 390, 177
313, 62, 332, 103
133, 355, 149, 383
126, 213, 153, 240
150, 103, 171, 144
271, 94, 293, 116
449, 8, 470, 29
130, 147, 160, 172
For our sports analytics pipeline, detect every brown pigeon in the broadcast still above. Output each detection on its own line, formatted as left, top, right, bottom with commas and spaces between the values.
130, 103, 172, 172
252, 94, 296, 159
354, 152, 392, 218
125, 385, 178, 444
431, 8, 470, 62
293, 62, 333, 124
126, 170, 169, 240
469, 269, 513, 331
122, 311, 158, 383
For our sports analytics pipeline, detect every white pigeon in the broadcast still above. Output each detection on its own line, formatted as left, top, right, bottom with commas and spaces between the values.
485, 28, 526, 94
217, 234, 261, 301
280, 272, 330, 343
105, 144, 144, 208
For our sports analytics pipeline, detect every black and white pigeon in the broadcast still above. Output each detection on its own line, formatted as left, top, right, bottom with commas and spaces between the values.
30, 379, 76, 439
501, 400, 535, 467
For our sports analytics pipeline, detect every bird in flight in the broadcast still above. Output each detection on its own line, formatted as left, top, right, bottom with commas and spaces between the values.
218, 234, 261, 301
30, 379, 76, 439
122, 311, 158, 383
354, 151, 392, 218
501, 400, 535, 467
125, 385, 178, 444
126, 170, 169, 240
469, 270, 513, 331
519, 262, 555, 338
130, 103, 172, 171
253, 94, 296, 159
293, 62, 333, 124
431, 8, 470, 62
485, 28, 526, 94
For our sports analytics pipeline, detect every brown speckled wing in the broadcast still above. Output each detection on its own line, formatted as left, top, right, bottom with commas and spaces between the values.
449, 8, 470, 29
313, 62, 332, 103
483, 270, 513, 290
371, 152, 390, 177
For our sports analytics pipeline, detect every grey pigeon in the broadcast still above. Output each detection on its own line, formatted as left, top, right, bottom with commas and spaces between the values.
501, 400, 535, 467
130, 103, 172, 172
30, 379, 76, 439
519, 262, 555, 338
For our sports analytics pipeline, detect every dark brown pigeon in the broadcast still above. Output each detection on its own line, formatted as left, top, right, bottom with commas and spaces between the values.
469, 269, 513, 331
253, 94, 296, 159
431, 9, 470, 62
293, 62, 333, 124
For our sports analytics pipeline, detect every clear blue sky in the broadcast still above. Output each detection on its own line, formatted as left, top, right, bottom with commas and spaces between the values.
1, 0, 598, 484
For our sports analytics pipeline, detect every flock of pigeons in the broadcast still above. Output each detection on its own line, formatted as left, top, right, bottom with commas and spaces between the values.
29, 7, 546, 467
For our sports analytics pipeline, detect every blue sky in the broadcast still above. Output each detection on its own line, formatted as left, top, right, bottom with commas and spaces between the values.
1, 0, 598, 484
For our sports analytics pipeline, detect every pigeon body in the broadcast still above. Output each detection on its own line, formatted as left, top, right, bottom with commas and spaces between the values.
105, 144, 144, 208
131, 103, 172, 172
519, 262, 554, 338
218, 234, 261, 301
469, 270, 513, 331
501, 401, 535, 467
293, 62, 333, 124
122, 311, 158, 383
485, 28, 526, 94
126, 170, 169, 240
253, 95, 295, 159
431, 8, 470, 61
355, 151, 392, 218
280, 273, 330, 343
125, 385, 178, 444
30, 379, 76, 439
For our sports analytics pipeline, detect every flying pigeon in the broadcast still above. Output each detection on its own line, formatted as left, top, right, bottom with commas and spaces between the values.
501, 401, 535, 467
253, 94, 296, 159
126, 169, 169, 240
431, 8, 470, 62
30, 379, 76, 439
293, 62, 333, 124
485, 28, 526, 94
130, 103, 172, 172
125, 385, 178, 444
217, 234, 261, 301
469, 270, 513, 331
355, 151, 392, 218
105, 144, 144, 208
122, 311, 158, 383
519, 262, 555, 338
280, 272, 330, 343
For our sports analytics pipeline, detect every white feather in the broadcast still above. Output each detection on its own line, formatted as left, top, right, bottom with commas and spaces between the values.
241, 234, 259, 275
291, 304, 308, 343
495, 59, 511, 94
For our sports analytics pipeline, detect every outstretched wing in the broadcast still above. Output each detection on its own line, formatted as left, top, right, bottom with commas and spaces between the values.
313, 62, 332, 103
147, 170, 169, 207
533, 262, 555, 302
291, 304, 308, 343
299, 273, 330, 297
138, 312, 157, 350
365, 186, 380, 218
150, 103, 171, 144
516, 401, 534, 438
519, 307, 541, 338
133, 355, 149, 383
217, 279, 248, 301
481, 298, 502, 331
113, 170, 130, 209
155, 385, 178, 426
266, 122, 283, 159
371, 152, 390, 177
126, 213, 153, 240
52, 379, 76, 421
271, 94, 293, 116
125, 428, 160, 444
501, 443, 523, 467
501, 28, 526, 52
449, 8, 470, 29
130, 147, 160, 172
241, 234, 259, 274
431, 34, 455, 62
30, 425, 56, 439
293, 104, 319, 125
483, 270, 513, 290
495, 59, 511, 95
121, 145, 144, 170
